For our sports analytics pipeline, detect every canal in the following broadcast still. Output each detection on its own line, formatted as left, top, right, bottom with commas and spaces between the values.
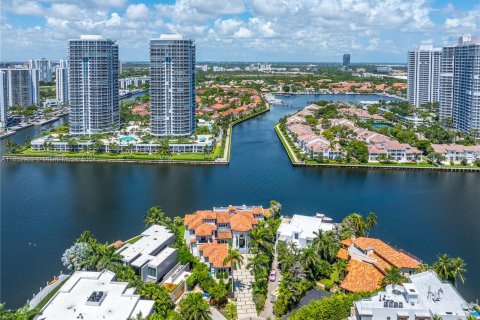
1, 94, 479, 307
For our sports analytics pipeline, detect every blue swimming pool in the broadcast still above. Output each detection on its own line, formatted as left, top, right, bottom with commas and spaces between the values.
117, 136, 135, 142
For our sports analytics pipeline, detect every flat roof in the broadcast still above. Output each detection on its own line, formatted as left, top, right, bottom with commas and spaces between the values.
40, 270, 154, 320
277, 214, 334, 240
148, 247, 177, 267
121, 225, 174, 264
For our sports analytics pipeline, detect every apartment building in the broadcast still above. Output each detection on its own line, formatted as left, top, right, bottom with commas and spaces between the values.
55, 59, 68, 104
407, 45, 441, 107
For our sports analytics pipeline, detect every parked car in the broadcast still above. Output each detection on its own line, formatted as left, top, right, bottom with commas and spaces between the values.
269, 270, 277, 282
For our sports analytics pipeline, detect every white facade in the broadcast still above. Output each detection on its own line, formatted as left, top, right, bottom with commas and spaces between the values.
119, 225, 177, 282
119, 76, 149, 90
40, 270, 154, 319
407, 45, 441, 107
349, 271, 472, 320
55, 59, 68, 104
276, 213, 335, 249
0, 71, 7, 128
68, 35, 119, 135
150, 34, 196, 136
0, 67, 39, 107
28, 58, 52, 82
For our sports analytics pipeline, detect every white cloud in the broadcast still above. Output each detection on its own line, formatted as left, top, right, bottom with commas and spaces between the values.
9, 0, 44, 16
233, 27, 252, 38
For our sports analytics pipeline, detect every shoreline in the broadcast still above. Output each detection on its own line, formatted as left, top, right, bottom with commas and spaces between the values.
274, 123, 480, 173
2, 107, 270, 166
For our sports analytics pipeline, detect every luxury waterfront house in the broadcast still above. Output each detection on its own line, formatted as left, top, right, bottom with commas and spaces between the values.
68, 35, 119, 135
337, 237, 420, 293
349, 271, 473, 320
150, 34, 196, 137
118, 225, 178, 283
184, 205, 270, 275
39, 270, 154, 319
276, 213, 335, 249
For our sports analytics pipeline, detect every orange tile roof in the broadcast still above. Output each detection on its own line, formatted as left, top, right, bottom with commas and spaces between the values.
263, 208, 271, 217
195, 223, 217, 237
216, 212, 231, 224
349, 237, 419, 269
217, 231, 232, 239
199, 243, 230, 268
337, 248, 349, 260
340, 260, 383, 292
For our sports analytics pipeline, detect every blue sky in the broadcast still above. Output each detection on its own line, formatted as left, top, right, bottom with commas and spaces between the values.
1, 0, 479, 63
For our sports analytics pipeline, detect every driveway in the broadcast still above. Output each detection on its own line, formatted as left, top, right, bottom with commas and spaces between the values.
260, 249, 280, 319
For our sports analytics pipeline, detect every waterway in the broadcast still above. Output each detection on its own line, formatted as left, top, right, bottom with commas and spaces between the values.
1, 94, 479, 307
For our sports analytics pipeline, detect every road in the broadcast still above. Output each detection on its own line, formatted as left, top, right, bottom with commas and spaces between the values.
260, 250, 280, 319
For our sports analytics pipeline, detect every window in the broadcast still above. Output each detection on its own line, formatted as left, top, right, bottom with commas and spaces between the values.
147, 267, 156, 278
294, 233, 299, 240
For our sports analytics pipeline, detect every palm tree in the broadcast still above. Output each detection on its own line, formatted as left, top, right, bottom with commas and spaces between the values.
434, 254, 452, 283
301, 246, 322, 280
95, 244, 122, 271
365, 212, 378, 236
381, 266, 407, 287
173, 216, 183, 226
312, 230, 339, 263
432, 315, 442, 320
223, 248, 244, 271
178, 293, 212, 320
249, 225, 274, 254
144, 206, 173, 229
450, 257, 467, 286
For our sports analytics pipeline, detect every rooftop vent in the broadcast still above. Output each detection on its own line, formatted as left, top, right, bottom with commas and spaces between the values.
86, 291, 107, 306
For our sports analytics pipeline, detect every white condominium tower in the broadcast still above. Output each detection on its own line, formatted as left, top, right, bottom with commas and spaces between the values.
439, 35, 480, 135
68, 35, 119, 135
0, 67, 40, 107
0, 71, 7, 128
407, 44, 441, 107
28, 58, 52, 82
56, 59, 69, 104
150, 34, 196, 137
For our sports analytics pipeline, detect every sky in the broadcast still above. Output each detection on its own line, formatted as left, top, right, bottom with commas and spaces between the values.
1, 0, 479, 63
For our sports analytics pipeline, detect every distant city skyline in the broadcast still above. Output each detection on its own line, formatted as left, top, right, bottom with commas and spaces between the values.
1, 0, 478, 63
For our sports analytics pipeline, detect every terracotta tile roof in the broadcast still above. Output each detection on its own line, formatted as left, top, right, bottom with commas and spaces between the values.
349, 237, 420, 269
216, 212, 231, 224
336, 248, 349, 260
263, 208, 271, 217
340, 260, 383, 292
230, 212, 257, 232
190, 238, 196, 243
195, 223, 217, 237
217, 231, 232, 239
199, 243, 230, 268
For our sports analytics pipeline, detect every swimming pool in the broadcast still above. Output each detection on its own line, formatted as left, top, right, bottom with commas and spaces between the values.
117, 136, 136, 142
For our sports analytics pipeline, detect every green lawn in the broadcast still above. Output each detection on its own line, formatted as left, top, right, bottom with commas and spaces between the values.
35, 277, 69, 311
125, 234, 143, 244
15, 146, 223, 162
275, 124, 298, 163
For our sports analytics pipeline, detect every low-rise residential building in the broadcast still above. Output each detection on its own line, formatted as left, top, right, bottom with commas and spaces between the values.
119, 225, 177, 282
337, 237, 420, 293
284, 104, 422, 163
349, 271, 473, 320
39, 270, 154, 319
276, 213, 335, 249
431, 144, 480, 164
184, 205, 270, 274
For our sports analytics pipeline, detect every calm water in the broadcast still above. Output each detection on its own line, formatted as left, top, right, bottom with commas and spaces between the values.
1, 94, 479, 307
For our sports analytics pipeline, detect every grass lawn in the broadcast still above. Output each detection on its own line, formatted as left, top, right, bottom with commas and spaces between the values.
15, 146, 223, 162
274, 124, 297, 163
35, 277, 69, 311
126, 234, 143, 244
304, 161, 437, 168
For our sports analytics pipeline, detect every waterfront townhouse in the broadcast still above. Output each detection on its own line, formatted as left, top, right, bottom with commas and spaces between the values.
339, 106, 386, 122
337, 237, 420, 293
184, 205, 270, 274
119, 225, 178, 283
276, 213, 335, 249
349, 271, 473, 320
431, 144, 480, 164
40, 270, 154, 319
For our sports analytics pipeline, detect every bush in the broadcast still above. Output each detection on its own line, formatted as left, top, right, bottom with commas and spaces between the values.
224, 302, 237, 320
475, 159, 480, 167
254, 292, 266, 313
319, 278, 334, 291
288, 292, 371, 320
186, 273, 198, 290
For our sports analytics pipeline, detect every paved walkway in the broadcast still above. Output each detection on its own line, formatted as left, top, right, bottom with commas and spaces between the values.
275, 123, 301, 163
260, 249, 279, 319
210, 306, 227, 320
28, 274, 69, 309
234, 254, 258, 319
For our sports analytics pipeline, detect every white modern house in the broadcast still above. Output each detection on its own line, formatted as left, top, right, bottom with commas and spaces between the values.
119, 225, 178, 282
349, 271, 474, 320
39, 270, 154, 320
276, 213, 335, 249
